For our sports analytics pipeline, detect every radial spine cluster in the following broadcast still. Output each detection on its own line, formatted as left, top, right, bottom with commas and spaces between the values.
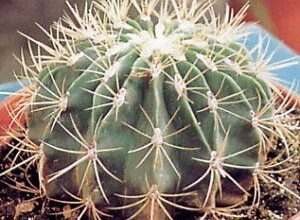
0, 0, 299, 219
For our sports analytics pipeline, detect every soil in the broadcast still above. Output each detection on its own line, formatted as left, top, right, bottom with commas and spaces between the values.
0, 115, 299, 220
0, 1, 298, 219
243, 141, 300, 220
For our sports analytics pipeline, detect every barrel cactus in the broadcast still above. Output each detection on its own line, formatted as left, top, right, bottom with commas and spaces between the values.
0, 0, 299, 219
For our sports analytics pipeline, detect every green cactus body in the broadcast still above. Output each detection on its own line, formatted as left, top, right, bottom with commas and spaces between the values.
3, 0, 299, 219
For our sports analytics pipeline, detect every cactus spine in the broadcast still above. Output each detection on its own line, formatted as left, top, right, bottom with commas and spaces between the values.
0, 0, 299, 219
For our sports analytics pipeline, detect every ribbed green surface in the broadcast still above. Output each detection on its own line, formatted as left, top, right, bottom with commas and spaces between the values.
27, 9, 274, 218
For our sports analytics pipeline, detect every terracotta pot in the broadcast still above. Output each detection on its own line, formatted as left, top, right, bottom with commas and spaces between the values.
275, 83, 300, 109
0, 90, 26, 146
230, 0, 300, 53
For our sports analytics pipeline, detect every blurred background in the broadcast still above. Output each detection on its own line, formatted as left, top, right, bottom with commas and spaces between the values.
0, 0, 299, 83
231, 0, 300, 52
0, 0, 82, 82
